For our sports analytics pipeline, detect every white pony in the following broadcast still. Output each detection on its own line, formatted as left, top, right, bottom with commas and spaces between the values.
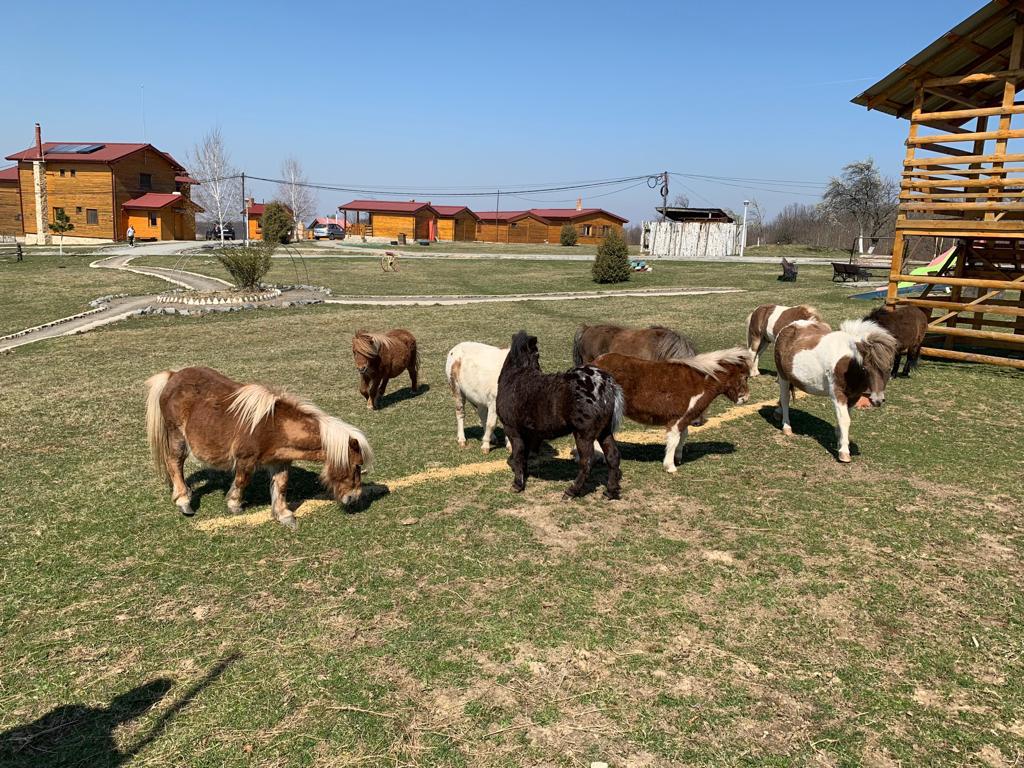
445, 341, 510, 453
774, 319, 897, 463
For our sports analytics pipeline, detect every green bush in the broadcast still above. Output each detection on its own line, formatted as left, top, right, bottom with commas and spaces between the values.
559, 222, 578, 246
592, 229, 631, 284
216, 242, 273, 289
260, 202, 293, 245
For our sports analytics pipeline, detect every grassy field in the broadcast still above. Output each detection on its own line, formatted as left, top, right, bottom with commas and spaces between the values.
1, 262, 1021, 766
133, 253, 774, 298
0, 253, 165, 337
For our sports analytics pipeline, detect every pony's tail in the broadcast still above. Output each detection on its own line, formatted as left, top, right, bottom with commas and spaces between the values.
445, 347, 460, 394
145, 371, 173, 480
572, 326, 587, 367
610, 381, 625, 434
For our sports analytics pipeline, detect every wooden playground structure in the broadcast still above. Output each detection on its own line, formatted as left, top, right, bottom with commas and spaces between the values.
855, 1, 1024, 369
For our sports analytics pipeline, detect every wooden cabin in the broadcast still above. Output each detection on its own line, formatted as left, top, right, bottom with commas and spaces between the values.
433, 205, 479, 241
243, 199, 294, 241
475, 210, 552, 244
339, 200, 439, 241
0, 166, 21, 237
854, 0, 1024, 369
4, 137, 200, 242
125, 193, 199, 241
531, 208, 628, 245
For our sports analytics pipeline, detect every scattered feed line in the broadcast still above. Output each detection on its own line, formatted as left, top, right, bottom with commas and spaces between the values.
194, 390, 806, 532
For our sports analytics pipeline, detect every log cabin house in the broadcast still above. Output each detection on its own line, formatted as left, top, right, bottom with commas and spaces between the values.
339, 200, 441, 241
4, 127, 201, 243
475, 210, 551, 244
243, 199, 294, 241
475, 207, 628, 245
0, 166, 21, 237
433, 205, 479, 241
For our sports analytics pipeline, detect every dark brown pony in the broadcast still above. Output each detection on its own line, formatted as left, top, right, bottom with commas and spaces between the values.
352, 329, 419, 410
572, 323, 698, 367
593, 348, 752, 473
864, 304, 928, 377
145, 366, 373, 527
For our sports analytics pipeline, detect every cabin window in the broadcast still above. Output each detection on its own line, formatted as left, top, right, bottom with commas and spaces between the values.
148, 212, 158, 226
510, 222, 518, 228
70, 169, 76, 178
602, 225, 611, 236
53, 207, 65, 219
59, 169, 66, 177
76, 206, 83, 214
139, 173, 153, 191
581, 225, 592, 237
86, 209, 98, 225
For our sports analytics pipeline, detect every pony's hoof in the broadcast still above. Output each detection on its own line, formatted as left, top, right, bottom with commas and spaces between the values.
838, 450, 852, 463
750, 370, 761, 378
458, 439, 466, 449
227, 501, 242, 515
562, 489, 580, 500
782, 425, 793, 436
663, 464, 677, 474
602, 489, 620, 500
511, 483, 524, 493
278, 515, 298, 530
481, 443, 491, 455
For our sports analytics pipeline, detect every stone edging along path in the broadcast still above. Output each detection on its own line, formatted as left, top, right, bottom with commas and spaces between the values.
1, 247, 745, 353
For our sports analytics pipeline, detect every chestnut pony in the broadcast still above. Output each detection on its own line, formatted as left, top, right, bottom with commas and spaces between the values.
572, 323, 698, 366
352, 329, 419, 410
864, 304, 928, 377
594, 348, 752, 473
146, 366, 373, 528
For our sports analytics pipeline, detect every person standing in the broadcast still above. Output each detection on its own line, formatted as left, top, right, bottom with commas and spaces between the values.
127, 224, 135, 248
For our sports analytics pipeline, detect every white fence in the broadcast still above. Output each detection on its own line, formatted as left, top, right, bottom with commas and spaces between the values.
641, 220, 738, 260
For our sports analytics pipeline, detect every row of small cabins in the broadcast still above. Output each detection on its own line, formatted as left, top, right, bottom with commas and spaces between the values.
0, 128, 627, 245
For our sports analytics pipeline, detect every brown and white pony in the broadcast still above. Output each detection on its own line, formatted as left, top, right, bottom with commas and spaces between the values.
593, 348, 752, 473
352, 329, 419, 410
745, 304, 824, 376
145, 366, 373, 528
572, 323, 698, 366
774, 319, 897, 463
864, 304, 929, 377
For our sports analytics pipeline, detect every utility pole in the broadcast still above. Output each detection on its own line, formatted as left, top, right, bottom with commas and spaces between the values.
660, 171, 669, 221
739, 199, 750, 258
241, 172, 248, 246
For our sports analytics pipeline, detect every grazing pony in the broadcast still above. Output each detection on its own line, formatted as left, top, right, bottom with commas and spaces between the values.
572, 323, 698, 366
774, 319, 897, 463
145, 366, 373, 528
745, 304, 824, 376
593, 348, 752, 473
496, 331, 624, 499
352, 329, 419, 410
864, 304, 929, 377
445, 341, 510, 453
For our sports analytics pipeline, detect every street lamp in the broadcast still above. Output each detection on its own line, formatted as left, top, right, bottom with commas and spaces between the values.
739, 200, 750, 258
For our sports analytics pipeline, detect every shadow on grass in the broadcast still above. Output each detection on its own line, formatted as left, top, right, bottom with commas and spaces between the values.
754, 403, 859, 460
186, 465, 326, 513
617, 439, 735, 465
378, 382, 430, 408
0, 651, 239, 767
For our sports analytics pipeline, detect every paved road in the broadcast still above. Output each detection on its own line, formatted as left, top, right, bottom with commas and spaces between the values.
323, 287, 741, 307
93, 242, 231, 292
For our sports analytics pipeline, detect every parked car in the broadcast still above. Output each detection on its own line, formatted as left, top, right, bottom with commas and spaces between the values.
312, 223, 345, 240
205, 224, 235, 240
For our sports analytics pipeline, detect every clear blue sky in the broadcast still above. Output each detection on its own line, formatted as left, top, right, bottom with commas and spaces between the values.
0, 0, 979, 222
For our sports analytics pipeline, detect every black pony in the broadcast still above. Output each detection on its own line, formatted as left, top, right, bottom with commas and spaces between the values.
496, 331, 624, 499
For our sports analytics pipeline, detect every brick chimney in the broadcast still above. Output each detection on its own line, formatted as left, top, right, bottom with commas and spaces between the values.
575, 197, 582, 211
32, 123, 51, 245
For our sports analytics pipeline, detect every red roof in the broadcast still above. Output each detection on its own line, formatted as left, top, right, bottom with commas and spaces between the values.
475, 210, 537, 222
339, 199, 438, 214
175, 175, 199, 185
0, 166, 18, 183
5, 142, 185, 170
123, 193, 186, 210
433, 205, 480, 220
528, 208, 628, 224
309, 217, 346, 227
246, 203, 267, 216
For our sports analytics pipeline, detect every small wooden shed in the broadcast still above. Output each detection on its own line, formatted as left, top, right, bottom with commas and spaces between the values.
339, 200, 439, 241
125, 193, 201, 241
433, 205, 479, 241
531, 208, 628, 245
854, 0, 1024, 369
475, 210, 551, 244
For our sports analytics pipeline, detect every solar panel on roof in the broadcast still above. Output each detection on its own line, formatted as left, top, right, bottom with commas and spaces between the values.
77, 144, 105, 153
47, 143, 106, 154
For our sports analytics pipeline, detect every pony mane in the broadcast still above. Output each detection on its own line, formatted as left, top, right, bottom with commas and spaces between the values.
353, 331, 398, 360
648, 326, 697, 359
840, 319, 898, 376
506, 331, 540, 370
673, 347, 752, 378
292, 399, 374, 473
228, 383, 282, 434
799, 304, 825, 323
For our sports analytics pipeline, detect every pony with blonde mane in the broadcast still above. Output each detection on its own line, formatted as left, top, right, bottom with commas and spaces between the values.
774, 318, 897, 462
146, 366, 373, 527
593, 347, 753, 473
352, 329, 419, 410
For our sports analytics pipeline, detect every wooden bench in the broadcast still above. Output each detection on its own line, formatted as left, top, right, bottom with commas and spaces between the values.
778, 257, 798, 282
832, 261, 870, 282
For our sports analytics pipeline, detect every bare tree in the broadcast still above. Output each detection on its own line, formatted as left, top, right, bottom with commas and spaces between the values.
820, 158, 898, 253
670, 193, 690, 208
188, 127, 241, 245
277, 156, 316, 241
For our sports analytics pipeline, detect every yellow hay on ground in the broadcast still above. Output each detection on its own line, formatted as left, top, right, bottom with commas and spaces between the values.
194, 391, 805, 532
